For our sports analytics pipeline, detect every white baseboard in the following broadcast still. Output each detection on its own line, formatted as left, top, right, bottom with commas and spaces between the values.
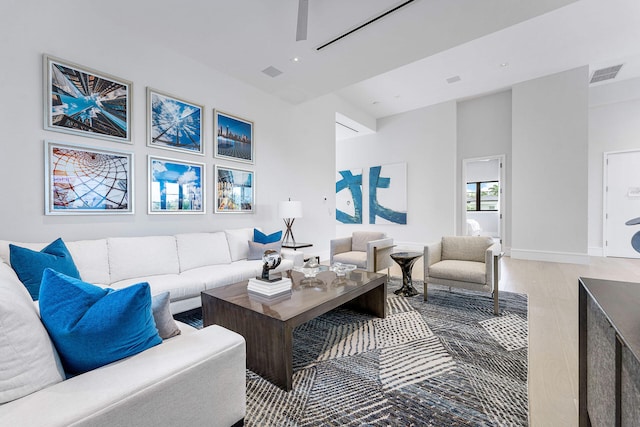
510, 248, 589, 264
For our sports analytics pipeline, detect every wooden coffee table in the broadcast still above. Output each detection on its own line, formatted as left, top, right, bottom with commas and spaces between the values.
201, 269, 387, 391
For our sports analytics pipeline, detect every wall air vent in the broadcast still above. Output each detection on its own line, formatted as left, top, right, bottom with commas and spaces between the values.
590, 64, 623, 84
262, 66, 283, 78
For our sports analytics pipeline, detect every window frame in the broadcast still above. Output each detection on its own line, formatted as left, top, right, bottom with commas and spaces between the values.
466, 180, 499, 212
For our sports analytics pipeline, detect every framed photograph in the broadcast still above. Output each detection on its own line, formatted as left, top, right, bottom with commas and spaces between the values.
215, 165, 254, 213
147, 88, 204, 155
43, 55, 132, 143
214, 110, 254, 163
44, 140, 133, 215
148, 156, 205, 214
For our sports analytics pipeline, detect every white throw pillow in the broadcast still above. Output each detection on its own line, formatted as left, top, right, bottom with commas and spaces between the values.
224, 228, 254, 261
0, 263, 65, 404
176, 232, 232, 272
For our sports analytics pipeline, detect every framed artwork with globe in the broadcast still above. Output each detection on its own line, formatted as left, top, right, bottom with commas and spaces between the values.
44, 55, 132, 143
147, 88, 204, 155
44, 140, 134, 215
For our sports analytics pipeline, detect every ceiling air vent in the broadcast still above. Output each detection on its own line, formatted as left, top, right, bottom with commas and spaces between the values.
590, 64, 623, 84
262, 66, 283, 78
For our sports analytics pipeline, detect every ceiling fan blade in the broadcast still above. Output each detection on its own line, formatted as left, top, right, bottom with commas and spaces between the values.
296, 0, 308, 41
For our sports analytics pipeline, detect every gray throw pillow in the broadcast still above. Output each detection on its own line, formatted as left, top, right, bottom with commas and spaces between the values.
151, 292, 181, 339
247, 240, 282, 260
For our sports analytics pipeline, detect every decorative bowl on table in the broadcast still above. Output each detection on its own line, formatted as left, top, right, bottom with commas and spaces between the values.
330, 262, 357, 277
292, 261, 329, 278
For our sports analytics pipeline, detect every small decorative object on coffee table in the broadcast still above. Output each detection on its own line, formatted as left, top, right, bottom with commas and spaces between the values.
293, 259, 329, 287
259, 250, 281, 282
390, 251, 423, 297
330, 262, 357, 277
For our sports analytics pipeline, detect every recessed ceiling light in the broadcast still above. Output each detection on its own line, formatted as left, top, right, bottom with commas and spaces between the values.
500, 62, 509, 68
291, 57, 301, 63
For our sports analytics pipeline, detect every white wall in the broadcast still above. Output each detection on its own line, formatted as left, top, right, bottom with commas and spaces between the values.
457, 91, 512, 246
0, 2, 335, 245
336, 101, 457, 247
511, 67, 589, 263
588, 77, 640, 256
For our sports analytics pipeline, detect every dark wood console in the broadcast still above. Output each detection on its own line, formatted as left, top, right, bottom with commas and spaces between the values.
579, 277, 640, 426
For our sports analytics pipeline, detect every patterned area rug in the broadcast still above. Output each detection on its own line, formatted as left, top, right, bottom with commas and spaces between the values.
175, 279, 528, 426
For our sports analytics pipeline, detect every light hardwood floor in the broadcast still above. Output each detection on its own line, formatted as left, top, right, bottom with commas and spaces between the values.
388, 255, 640, 427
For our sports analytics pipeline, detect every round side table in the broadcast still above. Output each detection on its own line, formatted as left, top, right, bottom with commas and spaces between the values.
390, 251, 423, 297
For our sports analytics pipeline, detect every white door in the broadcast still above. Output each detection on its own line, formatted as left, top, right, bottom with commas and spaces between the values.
605, 150, 640, 258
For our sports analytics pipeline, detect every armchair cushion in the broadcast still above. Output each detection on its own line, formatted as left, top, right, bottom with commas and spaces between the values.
352, 231, 385, 252
428, 260, 487, 284
332, 251, 367, 269
441, 236, 493, 263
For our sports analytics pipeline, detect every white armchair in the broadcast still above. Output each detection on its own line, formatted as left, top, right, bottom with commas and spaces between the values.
424, 236, 502, 314
330, 231, 395, 273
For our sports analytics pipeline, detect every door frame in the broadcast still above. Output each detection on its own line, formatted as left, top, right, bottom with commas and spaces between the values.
603, 149, 640, 257
461, 155, 506, 243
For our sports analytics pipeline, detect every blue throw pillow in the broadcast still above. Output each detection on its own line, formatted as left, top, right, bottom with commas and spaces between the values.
39, 269, 162, 375
254, 229, 282, 244
10, 238, 80, 301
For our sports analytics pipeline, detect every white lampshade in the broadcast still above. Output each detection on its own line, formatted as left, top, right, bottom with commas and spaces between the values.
279, 200, 303, 219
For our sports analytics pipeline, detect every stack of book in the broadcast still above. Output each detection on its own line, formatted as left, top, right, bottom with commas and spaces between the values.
247, 277, 292, 297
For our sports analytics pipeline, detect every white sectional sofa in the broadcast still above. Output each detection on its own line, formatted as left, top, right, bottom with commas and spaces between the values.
0, 227, 300, 426
0, 227, 300, 314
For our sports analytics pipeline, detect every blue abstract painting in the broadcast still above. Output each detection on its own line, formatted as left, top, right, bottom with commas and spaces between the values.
336, 169, 363, 224
369, 163, 407, 225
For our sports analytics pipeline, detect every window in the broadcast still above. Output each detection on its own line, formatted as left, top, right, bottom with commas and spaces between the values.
466, 181, 499, 211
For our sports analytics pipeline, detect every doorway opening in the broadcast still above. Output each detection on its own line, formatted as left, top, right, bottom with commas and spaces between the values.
462, 155, 505, 243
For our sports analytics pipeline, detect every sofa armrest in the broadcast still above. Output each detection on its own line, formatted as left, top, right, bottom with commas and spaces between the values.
423, 241, 442, 281
0, 325, 246, 427
485, 242, 502, 288
330, 237, 352, 264
367, 238, 394, 272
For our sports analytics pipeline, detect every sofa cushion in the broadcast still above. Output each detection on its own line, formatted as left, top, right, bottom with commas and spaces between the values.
247, 240, 282, 260
107, 236, 179, 283
65, 239, 111, 285
429, 260, 487, 284
0, 264, 65, 404
39, 269, 162, 375
176, 232, 232, 272
441, 236, 493, 263
151, 292, 181, 339
253, 229, 282, 244
9, 238, 80, 300
351, 231, 385, 252
110, 274, 206, 302
224, 228, 253, 261
333, 251, 368, 269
